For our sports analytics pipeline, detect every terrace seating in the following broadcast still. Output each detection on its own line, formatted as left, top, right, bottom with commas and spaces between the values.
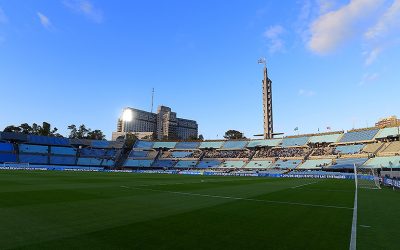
175, 160, 198, 168
50, 146, 77, 156
175, 142, 200, 149
272, 160, 302, 169
203, 150, 250, 159
134, 140, 154, 149
130, 151, 149, 158
246, 139, 282, 148
374, 127, 400, 139
153, 142, 177, 149
362, 142, 383, 154
281, 137, 309, 147
19, 144, 48, 154
77, 157, 102, 166
0, 142, 14, 152
199, 141, 224, 149
80, 148, 106, 157
308, 134, 342, 144
197, 160, 221, 168
101, 159, 115, 167
50, 156, 76, 165
380, 141, 400, 155
219, 161, 246, 168
19, 154, 48, 164
363, 156, 400, 168
91, 140, 110, 148
221, 141, 248, 150
334, 144, 364, 154
245, 160, 273, 169
28, 135, 69, 146
255, 147, 309, 158
152, 160, 177, 168
123, 159, 154, 167
0, 153, 17, 162
329, 158, 368, 169
298, 159, 332, 169
339, 129, 379, 143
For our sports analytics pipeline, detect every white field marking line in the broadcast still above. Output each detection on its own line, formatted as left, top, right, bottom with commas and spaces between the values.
349, 182, 358, 250
128, 178, 267, 188
120, 186, 353, 210
359, 225, 371, 228
291, 181, 319, 189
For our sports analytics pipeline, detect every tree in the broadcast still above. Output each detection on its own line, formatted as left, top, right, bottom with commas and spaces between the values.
87, 130, 106, 140
198, 134, 204, 141
3, 125, 21, 133
68, 124, 106, 140
223, 130, 245, 140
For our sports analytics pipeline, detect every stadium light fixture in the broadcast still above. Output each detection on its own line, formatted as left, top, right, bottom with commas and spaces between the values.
122, 108, 133, 122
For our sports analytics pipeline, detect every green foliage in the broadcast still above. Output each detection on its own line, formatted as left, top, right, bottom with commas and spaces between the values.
3, 122, 62, 137
67, 124, 105, 140
223, 130, 246, 140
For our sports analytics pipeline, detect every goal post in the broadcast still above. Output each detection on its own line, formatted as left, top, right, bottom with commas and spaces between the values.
354, 164, 381, 190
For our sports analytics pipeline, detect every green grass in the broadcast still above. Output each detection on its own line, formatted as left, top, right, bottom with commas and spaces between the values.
0, 170, 398, 249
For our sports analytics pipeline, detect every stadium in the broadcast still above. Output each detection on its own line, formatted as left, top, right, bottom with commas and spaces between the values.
1, 1, 400, 250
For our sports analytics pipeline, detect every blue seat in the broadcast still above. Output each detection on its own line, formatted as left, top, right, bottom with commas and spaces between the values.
175, 142, 200, 149
281, 137, 309, 147
339, 129, 379, 143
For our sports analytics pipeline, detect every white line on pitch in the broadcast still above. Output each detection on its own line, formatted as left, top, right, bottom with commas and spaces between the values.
291, 181, 319, 189
120, 186, 353, 210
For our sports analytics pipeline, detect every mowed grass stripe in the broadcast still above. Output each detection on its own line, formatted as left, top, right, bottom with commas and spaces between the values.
0, 171, 371, 250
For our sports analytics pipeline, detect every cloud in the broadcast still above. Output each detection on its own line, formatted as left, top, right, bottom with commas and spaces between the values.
63, 0, 103, 23
263, 25, 286, 53
363, 0, 400, 65
0, 7, 8, 24
365, 0, 400, 40
37, 12, 52, 29
359, 72, 379, 85
308, 0, 383, 54
298, 89, 316, 97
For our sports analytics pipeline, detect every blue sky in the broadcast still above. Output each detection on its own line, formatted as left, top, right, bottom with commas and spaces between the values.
0, 0, 399, 140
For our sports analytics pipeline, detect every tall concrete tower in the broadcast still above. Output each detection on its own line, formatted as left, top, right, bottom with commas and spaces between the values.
261, 60, 273, 139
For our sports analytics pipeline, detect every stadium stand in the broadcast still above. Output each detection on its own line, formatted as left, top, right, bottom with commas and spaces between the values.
338, 129, 379, 143
281, 136, 309, 147
50, 156, 76, 165
246, 139, 282, 148
374, 127, 400, 139
221, 141, 248, 150
50, 146, 77, 156
245, 160, 273, 169
175, 160, 198, 168
334, 144, 365, 154
153, 142, 177, 149
19, 144, 48, 154
77, 158, 102, 166
197, 160, 221, 168
363, 156, 400, 168
130, 151, 150, 158
152, 160, 177, 168
298, 159, 332, 169
272, 160, 302, 169
123, 159, 154, 167
219, 161, 246, 168
362, 142, 384, 154
91, 140, 110, 148
308, 133, 342, 144
28, 135, 70, 146
19, 154, 48, 164
175, 142, 200, 149
379, 141, 400, 155
330, 158, 368, 169
134, 140, 154, 149
199, 141, 224, 149
255, 147, 310, 158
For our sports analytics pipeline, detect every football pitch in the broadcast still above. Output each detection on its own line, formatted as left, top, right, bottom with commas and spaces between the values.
0, 171, 399, 249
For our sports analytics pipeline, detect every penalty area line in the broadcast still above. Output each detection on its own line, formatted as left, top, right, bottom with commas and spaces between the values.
120, 186, 353, 210
291, 181, 319, 189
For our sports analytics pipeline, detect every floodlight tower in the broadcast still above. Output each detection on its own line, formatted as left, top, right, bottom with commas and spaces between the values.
258, 58, 273, 139
122, 108, 133, 139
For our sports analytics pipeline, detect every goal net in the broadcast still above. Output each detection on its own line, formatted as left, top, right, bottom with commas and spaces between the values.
354, 164, 381, 190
